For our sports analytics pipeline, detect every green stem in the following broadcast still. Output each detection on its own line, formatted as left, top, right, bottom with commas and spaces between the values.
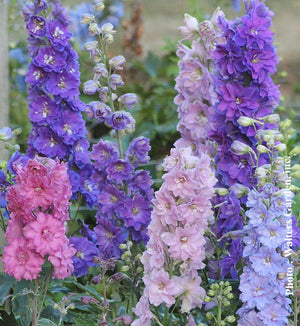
36, 269, 52, 323
102, 268, 108, 321
31, 280, 39, 326
217, 298, 222, 325
163, 304, 169, 326
97, 35, 124, 159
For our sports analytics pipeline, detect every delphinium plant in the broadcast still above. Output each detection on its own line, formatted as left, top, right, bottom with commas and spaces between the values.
21, 0, 92, 204
207, 0, 284, 281
131, 10, 224, 326
66, 1, 154, 322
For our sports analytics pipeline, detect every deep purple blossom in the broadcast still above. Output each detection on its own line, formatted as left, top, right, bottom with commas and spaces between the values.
26, 15, 47, 37
33, 46, 67, 72
94, 218, 128, 259
69, 236, 99, 277
91, 140, 119, 170
217, 82, 259, 120
106, 111, 134, 130
106, 159, 134, 183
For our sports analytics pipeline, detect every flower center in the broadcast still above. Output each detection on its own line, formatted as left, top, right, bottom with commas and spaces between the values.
180, 236, 188, 243
235, 97, 242, 105
44, 54, 55, 65
49, 137, 56, 147
63, 124, 73, 135
58, 77, 66, 89
132, 207, 139, 215
116, 164, 124, 171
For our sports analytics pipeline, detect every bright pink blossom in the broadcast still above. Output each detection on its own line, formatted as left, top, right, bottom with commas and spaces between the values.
2, 237, 44, 281
144, 269, 183, 307
23, 212, 67, 256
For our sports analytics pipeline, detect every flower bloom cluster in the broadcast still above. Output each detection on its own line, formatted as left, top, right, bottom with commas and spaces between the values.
23, 0, 91, 198
78, 4, 153, 261
208, 0, 281, 278
238, 183, 292, 325
133, 146, 217, 325
132, 13, 219, 325
175, 9, 224, 154
2, 157, 75, 280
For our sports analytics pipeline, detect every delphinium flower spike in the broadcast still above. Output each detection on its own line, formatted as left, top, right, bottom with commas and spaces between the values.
22, 0, 91, 201
208, 0, 281, 279
80, 2, 153, 260
132, 11, 222, 325
2, 157, 75, 280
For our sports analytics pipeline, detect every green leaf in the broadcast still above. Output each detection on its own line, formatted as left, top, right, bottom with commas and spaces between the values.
0, 273, 15, 304
40, 305, 60, 324
0, 310, 18, 326
12, 280, 31, 326
145, 52, 159, 78
37, 318, 57, 326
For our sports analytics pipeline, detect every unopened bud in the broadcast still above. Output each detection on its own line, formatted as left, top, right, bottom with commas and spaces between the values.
230, 183, 249, 198
83, 80, 100, 95
94, 2, 105, 12
206, 312, 214, 320
237, 116, 256, 126
109, 56, 126, 70
81, 296, 99, 305
81, 14, 94, 24
89, 23, 101, 36
103, 33, 114, 44
121, 265, 129, 272
231, 141, 252, 155
12, 128, 22, 136
0, 127, 13, 141
91, 275, 102, 285
261, 114, 280, 124
215, 188, 229, 196
118, 93, 138, 109
225, 316, 236, 323
84, 41, 98, 52
275, 143, 287, 152
107, 272, 124, 283
257, 144, 270, 153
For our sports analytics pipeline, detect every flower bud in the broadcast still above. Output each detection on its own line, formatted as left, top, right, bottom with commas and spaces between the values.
118, 93, 138, 109
121, 265, 129, 272
110, 74, 124, 90
230, 183, 249, 198
107, 272, 124, 283
89, 23, 101, 36
119, 243, 127, 250
275, 143, 287, 152
100, 23, 115, 35
206, 312, 214, 320
94, 1, 105, 12
94, 63, 108, 78
207, 289, 215, 297
112, 316, 133, 325
225, 316, 236, 323
83, 80, 100, 95
231, 141, 252, 155
103, 33, 114, 44
91, 274, 102, 285
81, 296, 99, 305
257, 144, 269, 153
81, 14, 94, 24
237, 116, 255, 126
261, 114, 280, 124
215, 188, 229, 196
109, 56, 126, 70
0, 127, 13, 141
84, 41, 98, 52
